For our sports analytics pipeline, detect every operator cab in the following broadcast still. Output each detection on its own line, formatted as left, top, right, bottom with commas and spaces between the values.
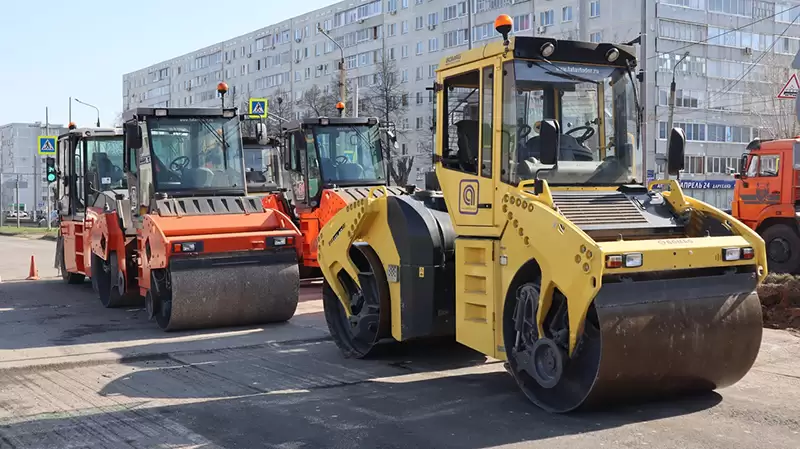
282, 116, 388, 208
55, 125, 127, 219
239, 114, 284, 193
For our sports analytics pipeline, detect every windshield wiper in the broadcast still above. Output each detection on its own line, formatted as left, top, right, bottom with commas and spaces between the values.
531, 60, 599, 85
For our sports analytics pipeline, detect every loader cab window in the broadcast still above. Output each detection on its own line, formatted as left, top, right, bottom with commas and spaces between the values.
73, 139, 86, 213
440, 70, 480, 175
501, 59, 639, 186
306, 123, 386, 188
86, 137, 126, 204
146, 116, 246, 194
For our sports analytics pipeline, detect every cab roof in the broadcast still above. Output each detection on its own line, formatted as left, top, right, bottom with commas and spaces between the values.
281, 116, 379, 132
123, 107, 238, 121
58, 127, 123, 139
436, 35, 637, 72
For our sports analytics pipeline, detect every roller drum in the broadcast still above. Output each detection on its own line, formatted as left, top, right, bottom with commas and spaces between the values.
159, 252, 299, 331
515, 272, 763, 412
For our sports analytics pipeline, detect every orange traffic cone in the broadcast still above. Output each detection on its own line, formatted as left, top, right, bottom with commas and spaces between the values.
26, 255, 39, 280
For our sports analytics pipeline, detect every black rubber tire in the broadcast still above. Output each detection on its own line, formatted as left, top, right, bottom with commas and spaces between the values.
322, 245, 391, 359
92, 253, 114, 307
59, 236, 86, 284
761, 224, 800, 274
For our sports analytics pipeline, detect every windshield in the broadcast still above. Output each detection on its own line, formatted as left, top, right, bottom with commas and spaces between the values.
244, 146, 281, 185
146, 116, 245, 193
307, 124, 386, 185
501, 60, 639, 186
86, 137, 126, 191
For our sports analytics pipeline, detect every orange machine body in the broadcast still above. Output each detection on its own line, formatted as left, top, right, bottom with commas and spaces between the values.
60, 207, 103, 277
91, 206, 301, 296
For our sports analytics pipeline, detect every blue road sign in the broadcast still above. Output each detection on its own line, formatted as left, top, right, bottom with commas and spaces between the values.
38, 136, 56, 155
249, 98, 268, 118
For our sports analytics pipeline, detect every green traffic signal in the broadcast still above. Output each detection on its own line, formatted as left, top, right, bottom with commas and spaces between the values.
45, 157, 56, 184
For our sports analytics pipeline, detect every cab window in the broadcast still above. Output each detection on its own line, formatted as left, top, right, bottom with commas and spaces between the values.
745, 155, 759, 178
758, 154, 779, 177
440, 70, 480, 175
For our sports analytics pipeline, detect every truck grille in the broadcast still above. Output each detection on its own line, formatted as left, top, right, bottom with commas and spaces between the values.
552, 192, 648, 229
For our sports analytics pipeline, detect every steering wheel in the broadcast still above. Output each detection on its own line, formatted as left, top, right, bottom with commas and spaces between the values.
333, 155, 349, 167
169, 156, 190, 172
565, 126, 595, 144
517, 124, 532, 139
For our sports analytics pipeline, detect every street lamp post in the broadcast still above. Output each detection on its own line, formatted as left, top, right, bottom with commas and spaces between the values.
318, 25, 347, 116
667, 51, 690, 151
74, 98, 101, 127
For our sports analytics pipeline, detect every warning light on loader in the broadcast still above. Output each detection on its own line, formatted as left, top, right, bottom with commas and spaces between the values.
68, 122, 76, 130
217, 82, 229, 95
494, 14, 513, 41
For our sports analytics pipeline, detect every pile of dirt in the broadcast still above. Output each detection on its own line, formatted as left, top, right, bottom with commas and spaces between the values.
757, 273, 800, 331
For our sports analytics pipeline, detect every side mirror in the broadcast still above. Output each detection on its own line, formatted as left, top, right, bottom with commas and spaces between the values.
667, 127, 686, 176
739, 154, 749, 178
256, 123, 269, 146
123, 121, 141, 171
538, 119, 561, 165
283, 143, 292, 171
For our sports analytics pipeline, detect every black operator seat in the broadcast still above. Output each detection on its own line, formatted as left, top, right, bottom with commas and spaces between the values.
455, 119, 479, 173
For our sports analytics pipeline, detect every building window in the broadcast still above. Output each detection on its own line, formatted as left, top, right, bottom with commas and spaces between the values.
416, 41, 424, 55
513, 14, 531, 32
708, 0, 752, 17
661, 0, 704, 9
657, 89, 704, 108
539, 10, 554, 26
683, 155, 706, 174
590, 32, 602, 42
562, 6, 573, 22
429, 37, 439, 52
590, 0, 600, 17
659, 20, 707, 42
402, 20, 409, 34
777, 2, 800, 23
416, 16, 424, 30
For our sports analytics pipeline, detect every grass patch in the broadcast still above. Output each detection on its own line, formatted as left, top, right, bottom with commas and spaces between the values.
0, 226, 58, 238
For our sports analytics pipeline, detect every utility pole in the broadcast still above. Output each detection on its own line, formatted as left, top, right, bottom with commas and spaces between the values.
318, 25, 347, 116
667, 52, 690, 152
46, 107, 51, 230
467, 0, 472, 49
639, 0, 648, 183
15, 176, 20, 228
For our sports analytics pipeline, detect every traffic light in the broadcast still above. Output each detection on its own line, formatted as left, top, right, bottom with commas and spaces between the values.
46, 157, 56, 183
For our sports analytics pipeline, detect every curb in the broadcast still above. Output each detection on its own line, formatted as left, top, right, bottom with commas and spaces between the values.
0, 232, 57, 241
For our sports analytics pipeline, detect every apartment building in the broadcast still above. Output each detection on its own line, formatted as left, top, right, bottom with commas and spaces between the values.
0, 122, 68, 214
122, 0, 800, 209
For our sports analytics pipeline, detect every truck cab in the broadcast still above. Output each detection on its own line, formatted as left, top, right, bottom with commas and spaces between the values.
733, 138, 800, 272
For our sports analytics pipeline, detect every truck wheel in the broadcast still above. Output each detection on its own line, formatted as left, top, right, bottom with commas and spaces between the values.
761, 224, 800, 274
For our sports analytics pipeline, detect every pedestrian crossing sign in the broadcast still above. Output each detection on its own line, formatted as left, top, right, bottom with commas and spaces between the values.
38, 136, 56, 155
249, 98, 268, 118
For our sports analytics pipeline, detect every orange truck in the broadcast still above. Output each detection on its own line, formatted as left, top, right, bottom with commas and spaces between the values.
732, 137, 799, 273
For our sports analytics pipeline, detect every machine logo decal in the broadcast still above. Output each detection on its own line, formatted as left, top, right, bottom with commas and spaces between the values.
459, 179, 479, 215
741, 183, 780, 204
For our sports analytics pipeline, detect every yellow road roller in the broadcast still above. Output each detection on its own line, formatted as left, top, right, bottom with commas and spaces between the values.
315, 15, 766, 413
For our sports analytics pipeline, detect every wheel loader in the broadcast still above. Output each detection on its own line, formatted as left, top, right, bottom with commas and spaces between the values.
315, 15, 767, 412
52, 123, 127, 289
88, 106, 301, 331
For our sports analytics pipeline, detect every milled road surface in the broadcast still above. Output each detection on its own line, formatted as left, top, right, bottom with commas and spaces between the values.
0, 235, 798, 448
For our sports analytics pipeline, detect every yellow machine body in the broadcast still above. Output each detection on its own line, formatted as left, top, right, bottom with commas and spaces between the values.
317, 32, 766, 412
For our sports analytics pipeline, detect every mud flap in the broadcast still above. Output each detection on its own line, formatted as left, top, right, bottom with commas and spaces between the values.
582, 271, 763, 409
161, 250, 300, 331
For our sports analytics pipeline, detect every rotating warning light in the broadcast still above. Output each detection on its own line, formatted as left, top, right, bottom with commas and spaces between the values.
335, 101, 345, 111
217, 82, 229, 95
46, 157, 57, 183
68, 122, 76, 130
494, 14, 513, 40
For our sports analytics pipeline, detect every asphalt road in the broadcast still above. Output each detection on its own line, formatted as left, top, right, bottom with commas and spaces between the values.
0, 235, 798, 449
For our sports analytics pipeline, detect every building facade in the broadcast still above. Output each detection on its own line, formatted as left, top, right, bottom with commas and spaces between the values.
122, 0, 800, 209
0, 122, 67, 216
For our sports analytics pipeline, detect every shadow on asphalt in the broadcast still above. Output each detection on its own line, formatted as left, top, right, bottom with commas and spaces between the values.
4, 334, 724, 449
0, 278, 325, 351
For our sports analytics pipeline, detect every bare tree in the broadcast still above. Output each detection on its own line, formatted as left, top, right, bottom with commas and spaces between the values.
265, 87, 294, 134
300, 84, 334, 117
361, 54, 410, 186
113, 112, 124, 127
744, 52, 800, 139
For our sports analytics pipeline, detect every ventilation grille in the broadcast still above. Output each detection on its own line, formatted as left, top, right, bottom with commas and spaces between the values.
156, 196, 263, 217
552, 192, 648, 229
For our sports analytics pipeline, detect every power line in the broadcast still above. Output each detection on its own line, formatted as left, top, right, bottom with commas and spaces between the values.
707, 14, 800, 103
648, 4, 800, 61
